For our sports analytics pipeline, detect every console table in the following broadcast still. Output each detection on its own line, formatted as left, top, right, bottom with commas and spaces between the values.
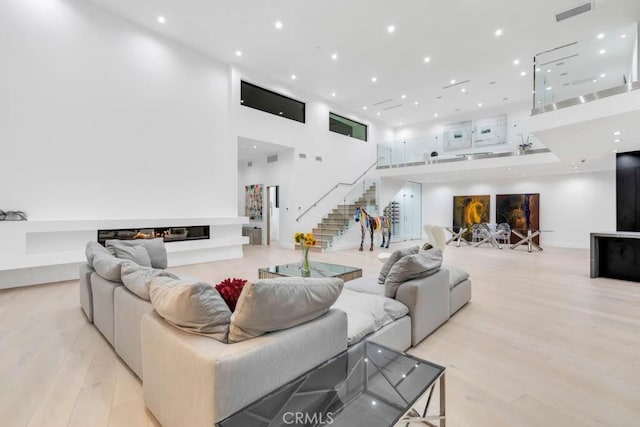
591, 232, 640, 282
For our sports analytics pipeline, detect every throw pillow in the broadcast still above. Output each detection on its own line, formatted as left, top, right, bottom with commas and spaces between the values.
228, 277, 343, 343
378, 246, 420, 284
215, 278, 247, 311
106, 241, 152, 267
443, 264, 470, 289
105, 238, 168, 269
92, 253, 126, 282
384, 248, 443, 298
120, 261, 179, 300
85, 241, 111, 266
149, 276, 231, 343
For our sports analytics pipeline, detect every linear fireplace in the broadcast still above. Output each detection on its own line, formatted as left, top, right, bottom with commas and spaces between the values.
97, 225, 210, 246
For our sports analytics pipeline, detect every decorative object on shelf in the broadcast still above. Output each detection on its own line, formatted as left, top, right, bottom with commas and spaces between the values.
215, 278, 248, 311
354, 206, 391, 251
0, 210, 27, 221
452, 195, 490, 241
496, 193, 540, 244
294, 232, 317, 275
245, 184, 264, 221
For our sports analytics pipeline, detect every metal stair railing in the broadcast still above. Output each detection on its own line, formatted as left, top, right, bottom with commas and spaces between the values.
296, 160, 378, 222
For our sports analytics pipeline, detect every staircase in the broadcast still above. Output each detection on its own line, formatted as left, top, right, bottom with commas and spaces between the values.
307, 183, 377, 251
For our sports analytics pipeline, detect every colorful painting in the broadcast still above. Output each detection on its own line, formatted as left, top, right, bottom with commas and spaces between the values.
245, 184, 263, 221
496, 193, 540, 244
452, 195, 490, 240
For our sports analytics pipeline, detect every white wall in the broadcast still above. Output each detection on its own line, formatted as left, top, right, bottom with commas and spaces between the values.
0, 0, 236, 220
422, 171, 615, 248
231, 67, 394, 248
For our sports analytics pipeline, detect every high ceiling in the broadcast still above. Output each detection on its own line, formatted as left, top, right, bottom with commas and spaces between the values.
89, 0, 640, 127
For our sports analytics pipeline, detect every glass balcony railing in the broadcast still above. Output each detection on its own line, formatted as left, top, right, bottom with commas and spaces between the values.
533, 22, 639, 114
377, 133, 546, 169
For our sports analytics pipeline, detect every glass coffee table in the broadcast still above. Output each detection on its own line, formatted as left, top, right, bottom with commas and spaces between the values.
258, 261, 363, 282
217, 341, 446, 427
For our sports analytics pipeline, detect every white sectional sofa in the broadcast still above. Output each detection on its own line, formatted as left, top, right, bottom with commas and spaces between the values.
78, 242, 471, 427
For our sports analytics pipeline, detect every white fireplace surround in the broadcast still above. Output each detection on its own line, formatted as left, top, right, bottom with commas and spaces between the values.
0, 217, 249, 289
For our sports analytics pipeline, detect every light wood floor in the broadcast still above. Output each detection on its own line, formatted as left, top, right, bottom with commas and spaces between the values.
1, 242, 640, 426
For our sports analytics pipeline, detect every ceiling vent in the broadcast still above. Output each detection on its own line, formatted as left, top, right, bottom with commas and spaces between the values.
299, 153, 307, 159
373, 98, 393, 106
315, 156, 323, 162
247, 161, 252, 167
383, 104, 402, 111
555, 2, 593, 22
267, 154, 278, 163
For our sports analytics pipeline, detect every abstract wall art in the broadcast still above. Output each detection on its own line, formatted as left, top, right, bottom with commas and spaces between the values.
496, 193, 540, 243
473, 115, 507, 147
245, 184, 263, 221
443, 121, 473, 151
452, 195, 490, 240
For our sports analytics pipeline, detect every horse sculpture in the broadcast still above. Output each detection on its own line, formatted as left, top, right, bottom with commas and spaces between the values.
354, 206, 391, 251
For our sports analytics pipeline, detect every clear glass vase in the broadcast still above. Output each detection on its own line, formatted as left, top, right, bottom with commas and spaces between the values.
300, 245, 311, 276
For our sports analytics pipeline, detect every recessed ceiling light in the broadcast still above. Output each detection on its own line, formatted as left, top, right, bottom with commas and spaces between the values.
495, 28, 503, 36
599, 49, 606, 54
157, 16, 166, 24
278, 112, 283, 115
253, 145, 257, 149
424, 56, 431, 63
291, 74, 296, 80
508, 167, 512, 171
520, 71, 527, 76
613, 131, 622, 136
597, 33, 605, 39
450, 79, 456, 84
387, 25, 395, 33
331, 92, 336, 97
477, 102, 483, 107
614, 138, 621, 143
513, 59, 520, 65
546, 86, 552, 91
535, 68, 541, 72
600, 73, 606, 78
621, 34, 627, 39
434, 113, 438, 117
235, 50, 242, 57
371, 76, 377, 83
414, 101, 419, 106
592, 79, 597, 83
331, 53, 338, 60
363, 106, 367, 110
461, 88, 467, 93
546, 69, 552, 73
376, 112, 381, 116
275, 21, 283, 29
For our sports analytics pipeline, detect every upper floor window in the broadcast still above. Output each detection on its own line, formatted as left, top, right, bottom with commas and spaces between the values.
240, 81, 305, 123
329, 112, 368, 141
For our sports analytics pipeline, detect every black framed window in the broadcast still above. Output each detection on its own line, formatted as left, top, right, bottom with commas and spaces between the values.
240, 81, 305, 123
329, 112, 368, 141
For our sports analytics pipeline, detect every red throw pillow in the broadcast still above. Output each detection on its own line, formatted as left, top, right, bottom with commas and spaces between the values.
215, 278, 247, 311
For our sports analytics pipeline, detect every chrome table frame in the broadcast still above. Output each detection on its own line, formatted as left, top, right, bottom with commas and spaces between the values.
445, 227, 469, 247
510, 229, 543, 253
398, 372, 446, 427
473, 224, 504, 249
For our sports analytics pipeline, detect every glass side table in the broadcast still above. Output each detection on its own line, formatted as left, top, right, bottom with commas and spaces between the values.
217, 341, 446, 427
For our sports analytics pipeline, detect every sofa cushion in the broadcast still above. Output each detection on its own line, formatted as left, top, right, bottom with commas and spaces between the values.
105, 238, 168, 269
92, 253, 126, 282
228, 277, 343, 343
332, 288, 408, 345
120, 262, 179, 300
107, 241, 152, 267
149, 277, 231, 343
85, 241, 111, 266
384, 249, 443, 298
378, 246, 419, 284
444, 264, 470, 289
344, 275, 385, 296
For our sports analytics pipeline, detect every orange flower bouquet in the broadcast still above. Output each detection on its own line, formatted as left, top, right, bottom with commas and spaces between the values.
294, 232, 317, 274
